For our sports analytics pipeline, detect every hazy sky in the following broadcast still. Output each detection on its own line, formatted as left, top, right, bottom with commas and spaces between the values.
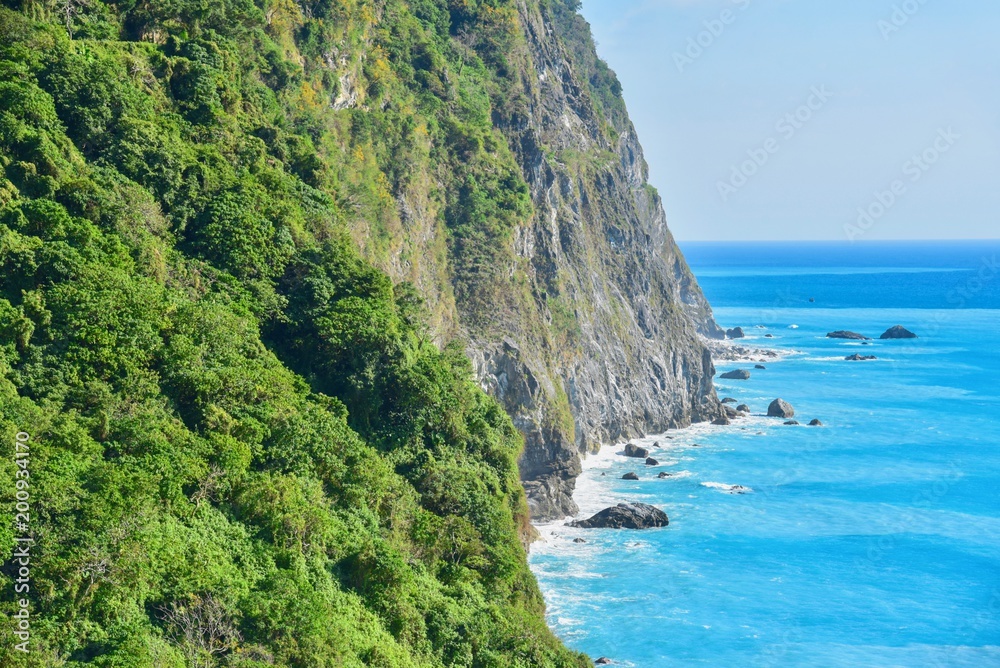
579, 0, 1000, 241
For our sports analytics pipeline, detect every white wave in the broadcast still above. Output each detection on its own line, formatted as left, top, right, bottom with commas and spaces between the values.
700, 482, 754, 494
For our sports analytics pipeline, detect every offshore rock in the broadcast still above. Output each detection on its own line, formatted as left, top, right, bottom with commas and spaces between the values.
726, 327, 746, 339
767, 399, 795, 418
624, 443, 650, 459
827, 330, 871, 340
720, 369, 751, 380
568, 502, 669, 529
881, 325, 918, 339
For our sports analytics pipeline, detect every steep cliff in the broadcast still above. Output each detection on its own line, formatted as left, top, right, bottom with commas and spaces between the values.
469, 0, 724, 519
361, 0, 725, 520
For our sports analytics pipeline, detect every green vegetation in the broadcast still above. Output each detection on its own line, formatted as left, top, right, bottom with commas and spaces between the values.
0, 0, 589, 665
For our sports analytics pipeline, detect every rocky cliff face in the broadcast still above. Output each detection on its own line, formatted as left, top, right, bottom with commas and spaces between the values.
355, 0, 724, 521
460, 1, 723, 520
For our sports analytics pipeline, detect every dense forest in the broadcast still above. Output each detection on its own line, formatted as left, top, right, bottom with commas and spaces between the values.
0, 0, 597, 665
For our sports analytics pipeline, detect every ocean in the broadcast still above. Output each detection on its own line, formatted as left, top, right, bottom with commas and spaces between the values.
528, 241, 1000, 667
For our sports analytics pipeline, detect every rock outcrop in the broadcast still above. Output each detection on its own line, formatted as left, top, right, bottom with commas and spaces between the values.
767, 399, 795, 418
726, 327, 745, 339
827, 331, 870, 340
881, 325, 917, 339
845, 354, 877, 361
624, 443, 650, 459
568, 502, 669, 529
720, 370, 751, 380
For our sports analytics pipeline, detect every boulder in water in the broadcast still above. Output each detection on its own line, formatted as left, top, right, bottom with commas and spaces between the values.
755, 364, 767, 369
658, 472, 672, 479
720, 369, 751, 380
827, 330, 870, 340
784, 420, 800, 426
624, 443, 649, 458
726, 327, 745, 339
809, 419, 823, 426
622, 472, 639, 481
767, 399, 795, 418
595, 658, 613, 665
712, 416, 731, 426
721, 397, 737, 404
645, 457, 659, 466
880, 325, 917, 339
845, 354, 877, 361
737, 404, 751, 413
568, 502, 669, 529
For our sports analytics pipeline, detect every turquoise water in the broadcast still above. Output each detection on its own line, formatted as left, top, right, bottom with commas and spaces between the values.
529, 242, 1000, 667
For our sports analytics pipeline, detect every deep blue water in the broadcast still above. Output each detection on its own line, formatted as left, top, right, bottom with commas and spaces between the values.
529, 241, 1000, 667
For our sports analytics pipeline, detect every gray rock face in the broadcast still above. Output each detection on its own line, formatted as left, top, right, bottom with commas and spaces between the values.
624, 443, 650, 459
881, 325, 917, 339
767, 399, 795, 418
720, 369, 751, 380
827, 331, 871, 340
726, 327, 745, 339
568, 502, 669, 529
370, 2, 724, 521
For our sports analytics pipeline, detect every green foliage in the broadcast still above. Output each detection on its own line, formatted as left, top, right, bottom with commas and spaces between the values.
0, 1, 589, 666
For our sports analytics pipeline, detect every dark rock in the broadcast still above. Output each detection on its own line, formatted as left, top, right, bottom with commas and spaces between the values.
719, 369, 751, 380
645, 457, 659, 466
721, 397, 737, 404
861, 341, 872, 345
573, 538, 586, 543
784, 420, 800, 426
568, 502, 669, 529
657, 472, 672, 478
723, 405, 738, 418
809, 419, 823, 426
880, 325, 917, 339
712, 416, 731, 426
595, 658, 613, 665
600, 472, 606, 476
726, 327, 745, 339
755, 364, 767, 369
767, 399, 795, 418
764, 334, 774, 338
624, 443, 650, 459
737, 404, 751, 413
845, 354, 877, 361
809, 298, 815, 303
652, 441, 661, 447
622, 472, 639, 481
827, 330, 871, 340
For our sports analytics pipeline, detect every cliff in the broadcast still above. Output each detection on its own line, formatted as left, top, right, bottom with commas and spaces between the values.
354, 0, 725, 520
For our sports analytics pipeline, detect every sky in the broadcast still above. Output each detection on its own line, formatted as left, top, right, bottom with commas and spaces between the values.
579, 0, 1000, 241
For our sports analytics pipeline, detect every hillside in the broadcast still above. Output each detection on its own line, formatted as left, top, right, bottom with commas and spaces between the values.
0, 0, 719, 665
